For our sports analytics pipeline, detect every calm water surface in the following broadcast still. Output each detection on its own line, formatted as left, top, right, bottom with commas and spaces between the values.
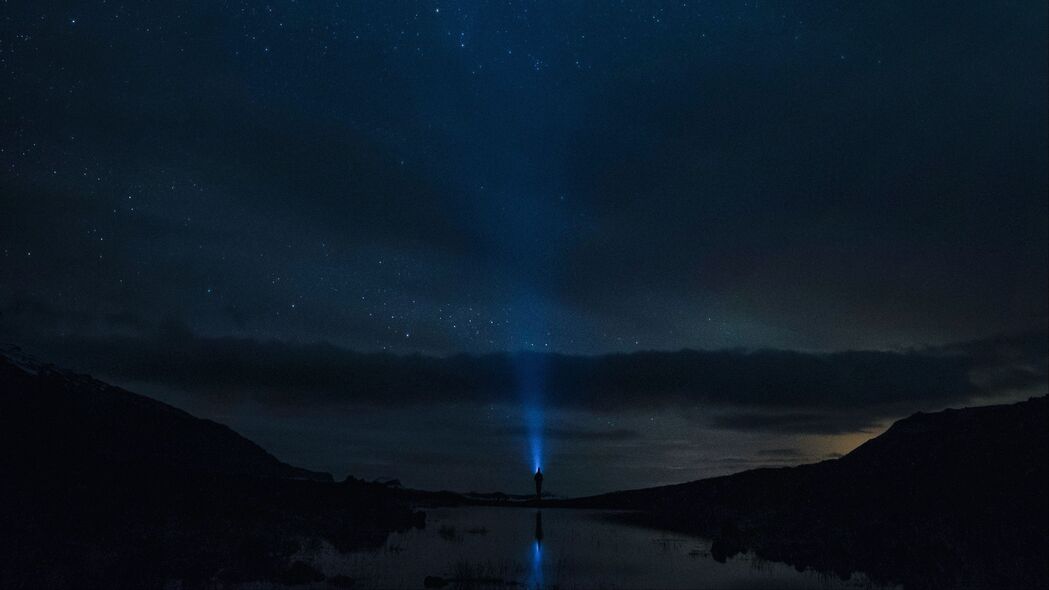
283, 506, 894, 590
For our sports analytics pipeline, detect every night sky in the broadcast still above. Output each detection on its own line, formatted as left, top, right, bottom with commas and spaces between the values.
2, 1, 1047, 496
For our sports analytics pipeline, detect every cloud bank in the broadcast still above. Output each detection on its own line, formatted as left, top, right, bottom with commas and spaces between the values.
17, 323, 1045, 435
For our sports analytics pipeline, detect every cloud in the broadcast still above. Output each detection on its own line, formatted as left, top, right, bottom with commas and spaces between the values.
12, 323, 1044, 435
709, 410, 883, 435
756, 448, 804, 457
938, 329, 1049, 393
501, 426, 641, 442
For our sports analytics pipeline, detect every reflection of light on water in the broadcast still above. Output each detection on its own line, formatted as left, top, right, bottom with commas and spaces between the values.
528, 539, 543, 589
530, 510, 544, 588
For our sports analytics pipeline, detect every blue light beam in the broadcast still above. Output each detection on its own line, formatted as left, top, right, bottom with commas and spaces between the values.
516, 350, 547, 474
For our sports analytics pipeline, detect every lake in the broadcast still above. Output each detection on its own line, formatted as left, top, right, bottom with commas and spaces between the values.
288, 506, 895, 589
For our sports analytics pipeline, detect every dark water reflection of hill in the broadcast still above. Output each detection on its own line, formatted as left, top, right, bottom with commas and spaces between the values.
282, 507, 895, 590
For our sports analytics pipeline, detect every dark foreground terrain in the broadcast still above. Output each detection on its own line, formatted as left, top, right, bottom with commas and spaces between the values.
562, 396, 1049, 589
2, 347, 1046, 589
0, 350, 423, 589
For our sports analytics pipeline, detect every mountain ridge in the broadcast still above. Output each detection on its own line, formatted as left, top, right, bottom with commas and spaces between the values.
0, 346, 331, 482
560, 395, 1048, 589
0, 347, 420, 589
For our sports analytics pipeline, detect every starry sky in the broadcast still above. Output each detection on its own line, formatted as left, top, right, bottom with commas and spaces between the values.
2, 1, 1047, 495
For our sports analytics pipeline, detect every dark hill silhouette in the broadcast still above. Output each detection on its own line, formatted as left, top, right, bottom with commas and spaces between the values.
0, 349, 422, 589
563, 396, 1049, 589
0, 347, 330, 482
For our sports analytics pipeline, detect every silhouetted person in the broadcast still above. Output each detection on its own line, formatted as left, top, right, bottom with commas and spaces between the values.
534, 467, 544, 501
534, 510, 544, 545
